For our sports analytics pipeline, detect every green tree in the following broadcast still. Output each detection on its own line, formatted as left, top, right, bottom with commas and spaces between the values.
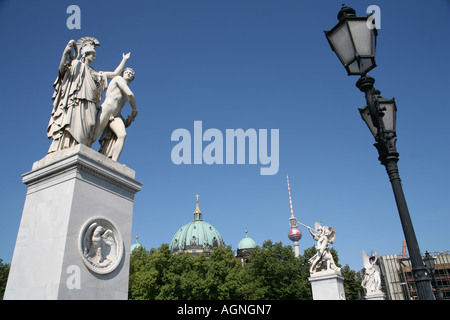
241, 240, 312, 300
129, 244, 245, 300
128, 242, 362, 300
0, 259, 10, 300
128, 245, 161, 300
341, 265, 362, 300
203, 246, 244, 299
159, 251, 208, 299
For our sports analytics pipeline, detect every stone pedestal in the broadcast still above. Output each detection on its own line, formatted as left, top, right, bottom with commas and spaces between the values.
308, 270, 346, 300
365, 292, 386, 300
4, 145, 142, 300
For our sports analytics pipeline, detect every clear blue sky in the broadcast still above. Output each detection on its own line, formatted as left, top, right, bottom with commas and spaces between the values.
0, 0, 449, 272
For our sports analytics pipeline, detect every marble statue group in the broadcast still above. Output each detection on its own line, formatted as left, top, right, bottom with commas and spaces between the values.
308, 221, 341, 274
47, 36, 138, 161
4, 38, 142, 299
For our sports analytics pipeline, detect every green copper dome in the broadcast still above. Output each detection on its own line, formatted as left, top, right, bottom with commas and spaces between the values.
237, 230, 257, 250
170, 197, 225, 254
130, 236, 142, 252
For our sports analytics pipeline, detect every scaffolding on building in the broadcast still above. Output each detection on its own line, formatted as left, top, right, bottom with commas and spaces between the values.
378, 248, 450, 300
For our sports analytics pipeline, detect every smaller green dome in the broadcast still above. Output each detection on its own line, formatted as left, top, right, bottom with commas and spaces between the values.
131, 236, 142, 252
237, 230, 257, 250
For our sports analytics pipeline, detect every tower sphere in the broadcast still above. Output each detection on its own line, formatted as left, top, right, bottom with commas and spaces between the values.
288, 227, 302, 242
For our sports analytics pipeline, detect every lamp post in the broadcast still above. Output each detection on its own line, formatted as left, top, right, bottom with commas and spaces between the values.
324, 5, 434, 300
424, 251, 443, 300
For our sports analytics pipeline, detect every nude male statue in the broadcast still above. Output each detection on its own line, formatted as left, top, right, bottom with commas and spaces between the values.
93, 68, 138, 161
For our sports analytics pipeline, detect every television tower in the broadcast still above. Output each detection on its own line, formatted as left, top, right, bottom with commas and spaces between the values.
286, 174, 302, 258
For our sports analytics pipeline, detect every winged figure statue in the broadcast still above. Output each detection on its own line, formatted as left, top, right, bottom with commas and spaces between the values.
308, 221, 340, 274
361, 250, 382, 294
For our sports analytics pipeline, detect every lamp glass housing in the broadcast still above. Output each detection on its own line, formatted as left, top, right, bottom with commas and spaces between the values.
359, 105, 378, 138
378, 97, 397, 133
325, 15, 377, 76
359, 97, 397, 138
424, 252, 436, 271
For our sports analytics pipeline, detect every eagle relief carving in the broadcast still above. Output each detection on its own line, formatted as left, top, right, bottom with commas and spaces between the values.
79, 217, 123, 274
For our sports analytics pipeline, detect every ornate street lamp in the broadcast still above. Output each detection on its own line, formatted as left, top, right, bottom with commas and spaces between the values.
325, 5, 377, 76
424, 251, 443, 300
324, 5, 434, 300
424, 251, 436, 271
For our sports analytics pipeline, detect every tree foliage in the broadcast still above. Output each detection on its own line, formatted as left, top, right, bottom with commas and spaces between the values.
0, 259, 10, 300
128, 241, 362, 300
128, 244, 244, 300
239, 240, 311, 299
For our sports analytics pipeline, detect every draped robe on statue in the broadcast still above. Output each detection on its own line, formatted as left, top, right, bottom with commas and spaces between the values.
98, 119, 121, 159
47, 59, 107, 153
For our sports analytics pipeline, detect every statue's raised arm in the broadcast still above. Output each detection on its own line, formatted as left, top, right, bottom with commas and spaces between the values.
58, 40, 77, 75
103, 52, 131, 79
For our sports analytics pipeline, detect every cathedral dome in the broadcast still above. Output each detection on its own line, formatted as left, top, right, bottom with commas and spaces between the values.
169, 196, 225, 256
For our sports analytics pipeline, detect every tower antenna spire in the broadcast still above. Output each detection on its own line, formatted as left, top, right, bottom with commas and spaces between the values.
286, 175, 315, 231
287, 174, 294, 217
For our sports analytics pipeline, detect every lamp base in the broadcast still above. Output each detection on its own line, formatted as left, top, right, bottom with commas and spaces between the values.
356, 76, 375, 92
